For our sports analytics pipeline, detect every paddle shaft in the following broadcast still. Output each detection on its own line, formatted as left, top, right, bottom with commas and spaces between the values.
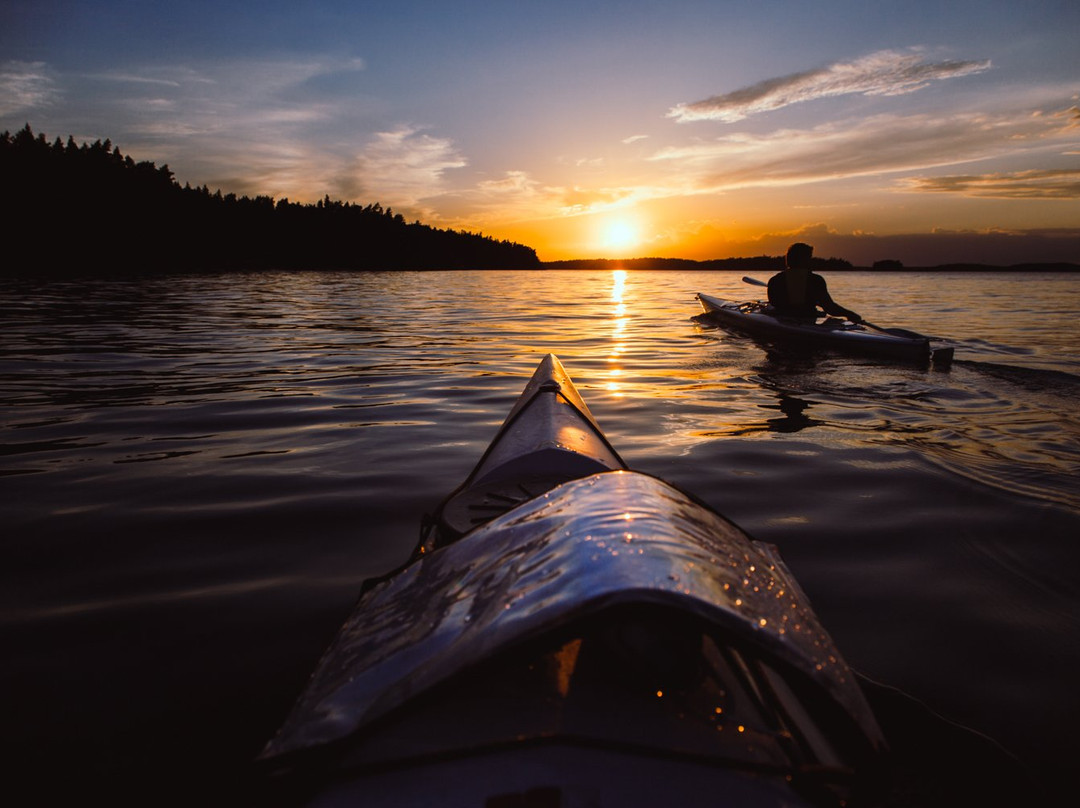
860, 321, 926, 340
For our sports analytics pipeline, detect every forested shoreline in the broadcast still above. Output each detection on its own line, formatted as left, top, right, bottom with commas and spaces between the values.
2, 125, 540, 273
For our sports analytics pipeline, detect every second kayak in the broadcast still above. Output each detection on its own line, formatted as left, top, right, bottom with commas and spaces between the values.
695, 292, 953, 365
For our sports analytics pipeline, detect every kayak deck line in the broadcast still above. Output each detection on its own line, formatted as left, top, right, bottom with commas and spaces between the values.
423, 354, 627, 549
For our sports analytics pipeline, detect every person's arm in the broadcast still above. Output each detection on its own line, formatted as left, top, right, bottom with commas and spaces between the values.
813, 276, 861, 321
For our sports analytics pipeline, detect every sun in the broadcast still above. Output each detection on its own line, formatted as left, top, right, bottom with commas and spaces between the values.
599, 218, 641, 254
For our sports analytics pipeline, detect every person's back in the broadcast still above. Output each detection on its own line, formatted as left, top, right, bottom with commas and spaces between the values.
767, 243, 860, 322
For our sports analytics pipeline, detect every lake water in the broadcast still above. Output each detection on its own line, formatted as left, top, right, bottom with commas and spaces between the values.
2, 269, 1078, 803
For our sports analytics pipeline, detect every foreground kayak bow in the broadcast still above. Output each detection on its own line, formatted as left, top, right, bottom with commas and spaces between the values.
260, 355, 888, 807
425, 353, 627, 547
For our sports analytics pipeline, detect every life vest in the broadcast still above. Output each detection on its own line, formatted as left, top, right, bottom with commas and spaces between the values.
784, 270, 810, 308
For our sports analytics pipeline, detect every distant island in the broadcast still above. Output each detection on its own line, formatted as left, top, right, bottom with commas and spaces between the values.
5, 125, 1075, 275
3, 125, 540, 273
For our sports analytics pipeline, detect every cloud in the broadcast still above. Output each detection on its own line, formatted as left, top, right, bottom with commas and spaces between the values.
1, 57, 423, 205
70, 62, 345, 197
347, 126, 467, 204
477, 170, 540, 195
85, 72, 183, 88
437, 168, 648, 230
560, 186, 634, 213
365, 92, 1079, 236
0, 61, 59, 116
668, 49, 991, 123
622, 134, 649, 144
295, 58, 370, 99
447, 169, 559, 224
901, 168, 1080, 199
650, 107, 1077, 192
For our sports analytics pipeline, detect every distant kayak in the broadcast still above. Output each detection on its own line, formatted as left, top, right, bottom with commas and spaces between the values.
695, 292, 953, 365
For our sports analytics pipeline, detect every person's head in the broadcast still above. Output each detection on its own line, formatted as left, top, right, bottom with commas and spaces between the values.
785, 242, 813, 271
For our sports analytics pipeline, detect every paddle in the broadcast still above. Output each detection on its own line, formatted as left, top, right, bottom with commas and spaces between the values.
859, 321, 927, 340
740, 276, 926, 339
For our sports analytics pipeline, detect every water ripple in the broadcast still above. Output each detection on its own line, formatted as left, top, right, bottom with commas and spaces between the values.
1, 268, 1078, 793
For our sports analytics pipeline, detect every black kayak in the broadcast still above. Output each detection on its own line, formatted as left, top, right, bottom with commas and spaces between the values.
696, 292, 953, 365
259, 355, 892, 806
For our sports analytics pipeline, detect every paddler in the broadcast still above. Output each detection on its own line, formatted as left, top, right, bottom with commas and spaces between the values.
767, 242, 862, 322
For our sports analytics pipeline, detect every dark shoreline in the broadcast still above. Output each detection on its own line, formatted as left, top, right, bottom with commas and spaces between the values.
5, 264, 1079, 280
541, 258, 1080, 272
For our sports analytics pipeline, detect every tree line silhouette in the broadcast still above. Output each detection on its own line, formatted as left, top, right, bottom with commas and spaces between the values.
3, 125, 540, 273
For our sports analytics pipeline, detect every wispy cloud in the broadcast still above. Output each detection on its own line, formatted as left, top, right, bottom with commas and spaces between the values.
560, 186, 635, 213
455, 169, 561, 223
651, 106, 1076, 191
448, 100, 1077, 231
477, 170, 540, 195
84, 61, 345, 197
442, 168, 645, 228
2, 57, 428, 205
84, 72, 184, 88
901, 168, 1080, 199
0, 61, 59, 116
347, 126, 467, 205
668, 49, 991, 123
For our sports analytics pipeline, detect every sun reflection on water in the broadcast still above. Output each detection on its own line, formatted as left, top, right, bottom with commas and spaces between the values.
609, 270, 628, 397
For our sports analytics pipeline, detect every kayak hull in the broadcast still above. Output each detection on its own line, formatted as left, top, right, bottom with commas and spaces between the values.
695, 292, 934, 362
260, 356, 888, 806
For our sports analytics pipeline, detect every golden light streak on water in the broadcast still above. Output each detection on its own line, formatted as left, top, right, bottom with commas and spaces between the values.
608, 270, 628, 397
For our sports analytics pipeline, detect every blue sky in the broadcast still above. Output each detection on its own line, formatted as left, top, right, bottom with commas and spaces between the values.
3, 0, 1078, 263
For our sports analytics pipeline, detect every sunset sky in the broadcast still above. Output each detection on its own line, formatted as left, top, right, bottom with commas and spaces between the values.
3, 1, 1078, 265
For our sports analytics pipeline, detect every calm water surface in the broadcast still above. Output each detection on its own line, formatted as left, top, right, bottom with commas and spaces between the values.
2, 269, 1079, 802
